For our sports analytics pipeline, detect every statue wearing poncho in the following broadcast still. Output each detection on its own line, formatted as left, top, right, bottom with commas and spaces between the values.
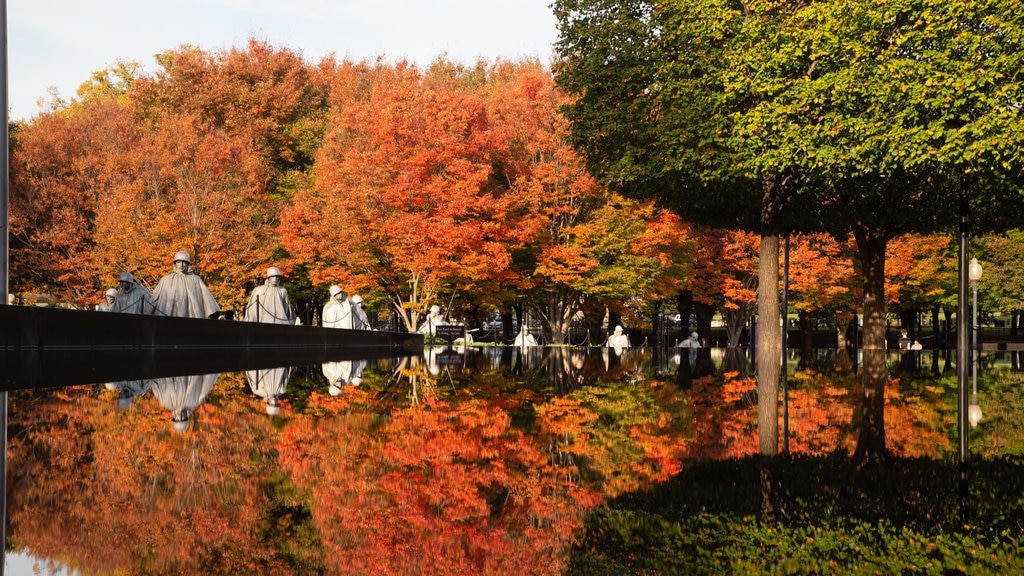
245, 267, 293, 324
153, 251, 221, 319
111, 272, 158, 315
322, 285, 353, 329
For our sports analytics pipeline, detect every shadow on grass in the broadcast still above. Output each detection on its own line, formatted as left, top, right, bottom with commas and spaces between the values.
570, 454, 1024, 575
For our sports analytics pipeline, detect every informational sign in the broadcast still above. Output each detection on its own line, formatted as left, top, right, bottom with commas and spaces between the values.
434, 324, 465, 343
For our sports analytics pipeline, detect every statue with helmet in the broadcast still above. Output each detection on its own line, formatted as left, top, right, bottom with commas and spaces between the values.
322, 285, 353, 329
152, 250, 221, 319
110, 271, 158, 315
96, 287, 118, 312
349, 294, 373, 330
244, 266, 294, 324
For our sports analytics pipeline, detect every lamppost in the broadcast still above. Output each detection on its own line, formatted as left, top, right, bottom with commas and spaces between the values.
969, 257, 983, 428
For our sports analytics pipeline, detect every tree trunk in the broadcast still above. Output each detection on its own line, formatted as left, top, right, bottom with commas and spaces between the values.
757, 234, 780, 457
851, 225, 889, 466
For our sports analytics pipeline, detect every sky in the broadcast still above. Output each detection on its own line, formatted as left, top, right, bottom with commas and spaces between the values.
5, 0, 560, 121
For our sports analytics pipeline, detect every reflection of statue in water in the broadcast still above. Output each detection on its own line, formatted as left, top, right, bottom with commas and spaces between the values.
104, 380, 152, 410
111, 272, 158, 314
350, 294, 373, 330
244, 266, 293, 324
97, 288, 117, 312
149, 373, 220, 433
606, 325, 631, 349
418, 305, 447, 334
245, 366, 291, 415
152, 251, 221, 318
322, 285, 353, 329
323, 359, 366, 396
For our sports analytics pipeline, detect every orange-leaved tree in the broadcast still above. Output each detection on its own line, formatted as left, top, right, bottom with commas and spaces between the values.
281, 60, 525, 330
91, 111, 275, 309
9, 97, 142, 304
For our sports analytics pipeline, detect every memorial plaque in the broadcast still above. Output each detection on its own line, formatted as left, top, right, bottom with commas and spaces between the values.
434, 324, 465, 343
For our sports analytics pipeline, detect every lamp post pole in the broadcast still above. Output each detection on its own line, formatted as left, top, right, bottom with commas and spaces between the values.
970, 258, 983, 429
956, 181, 971, 522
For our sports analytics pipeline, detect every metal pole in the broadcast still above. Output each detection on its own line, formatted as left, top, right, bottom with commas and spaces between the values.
956, 179, 971, 522
972, 279, 979, 413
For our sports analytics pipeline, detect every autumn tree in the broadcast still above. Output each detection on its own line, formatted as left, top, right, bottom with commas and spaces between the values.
477, 60, 693, 343
281, 60, 527, 331
971, 231, 1024, 334
787, 233, 859, 348
9, 97, 142, 303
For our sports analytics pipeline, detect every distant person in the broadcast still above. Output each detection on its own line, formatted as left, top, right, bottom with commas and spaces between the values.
244, 266, 293, 324
911, 340, 923, 350
898, 329, 912, 351
349, 294, 373, 330
111, 272, 158, 314
322, 285, 353, 329
6, 293, 15, 305
96, 288, 117, 312
152, 250, 220, 319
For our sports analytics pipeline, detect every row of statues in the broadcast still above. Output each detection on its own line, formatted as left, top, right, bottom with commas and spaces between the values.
99, 250, 371, 329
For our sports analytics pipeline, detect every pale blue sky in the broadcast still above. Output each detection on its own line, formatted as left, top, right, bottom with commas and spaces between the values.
6, 0, 559, 121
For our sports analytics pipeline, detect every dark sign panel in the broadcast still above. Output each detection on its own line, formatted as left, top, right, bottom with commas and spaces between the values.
433, 324, 465, 343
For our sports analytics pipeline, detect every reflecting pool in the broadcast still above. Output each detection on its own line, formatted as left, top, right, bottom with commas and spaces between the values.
5, 345, 1024, 574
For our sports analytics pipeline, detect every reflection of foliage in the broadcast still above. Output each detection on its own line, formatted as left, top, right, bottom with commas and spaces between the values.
10, 354, 1022, 573
280, 394, 588, 574
970, 370, 1024, 458
786, 370, 856, 456
535, 380, 689, 498
7, 384, 321, 575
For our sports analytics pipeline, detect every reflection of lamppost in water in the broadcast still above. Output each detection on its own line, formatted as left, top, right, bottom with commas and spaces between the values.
969, 257, 983, 428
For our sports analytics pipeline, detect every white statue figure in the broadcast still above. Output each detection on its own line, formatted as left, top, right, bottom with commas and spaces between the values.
606, 325, 631, 349
96, 288, 117, 312
350, 294, 373, 330
245, 266, 293, 324
245, 366, 291, 415
677, 331, 701, 349
104, 380, 152, 410
322, 285, 353, 329
152, 250, 221, 319
111, 272, 158, 315
418, 304, 448, 334
514, 326, 539, 347
149, 373, 219, 433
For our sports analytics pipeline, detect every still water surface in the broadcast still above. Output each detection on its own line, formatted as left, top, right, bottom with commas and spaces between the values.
5, 345, 1023, 575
